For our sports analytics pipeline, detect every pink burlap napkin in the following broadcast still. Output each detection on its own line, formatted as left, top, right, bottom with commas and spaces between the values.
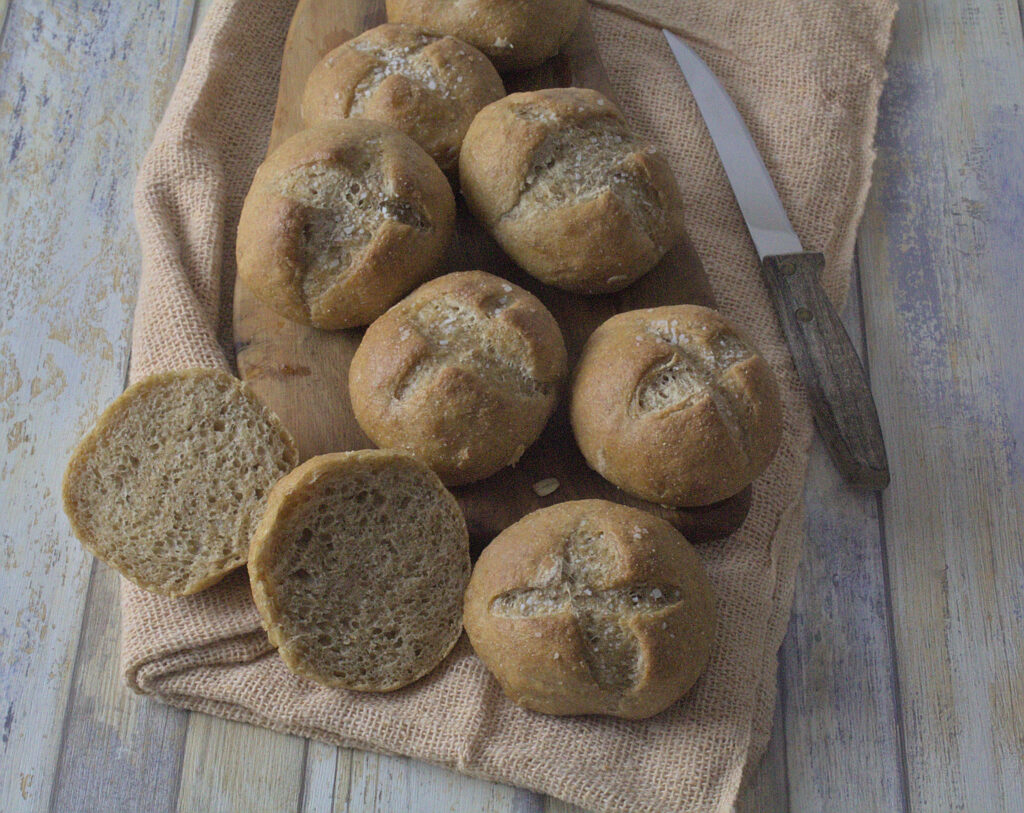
122, 1, 895, 810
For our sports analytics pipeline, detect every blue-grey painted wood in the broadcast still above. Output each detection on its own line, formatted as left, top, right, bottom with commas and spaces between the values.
0, 0, 202, 808
778, 269, 905, 811
51, 568, 190, 813
856, 0, 1024, 808
735, 685, 789, 812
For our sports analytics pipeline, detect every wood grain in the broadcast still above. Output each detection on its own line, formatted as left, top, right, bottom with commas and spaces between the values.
0, 0, 201, 808
774, 271, 905, 810
175, 716, 306, 812
856, 0, 1024, 808
232, 0, 752, 554
51, 568, 189, 813
760, 252, 889, 490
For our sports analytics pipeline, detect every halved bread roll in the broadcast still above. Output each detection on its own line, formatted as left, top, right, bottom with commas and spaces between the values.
62, 368, 298, 596
248, 449, 470, 691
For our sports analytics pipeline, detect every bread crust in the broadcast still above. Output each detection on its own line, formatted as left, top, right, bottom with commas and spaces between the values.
249, 449, 470, 691
302, 24, 505, 172
349, 270, 568, 485
570, 305, 783, 507
62, 368, 298, 596
463, 499, 716, 719
459, 89, 686, 293
236, 121, 455, 330
385, 0, 584, 72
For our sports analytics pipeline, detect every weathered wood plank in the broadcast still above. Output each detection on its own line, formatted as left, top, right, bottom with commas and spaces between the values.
733, 680, 788, 812
299, 741, 340, 812
0, 0, 204, 808
175, 715, 306, 812
338, 750, 530, 812
50, 567, 190, 813
857, 0, 1024, 808
777, 272, 905, 810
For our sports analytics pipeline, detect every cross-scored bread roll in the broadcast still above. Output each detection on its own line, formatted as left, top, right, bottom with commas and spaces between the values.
571, 305, 783, 507
349, 270, 568, 486
459, 88, 686, 293
248, 450, 470, 691
236, 121, 455, 330
62, 369, 298, 596
385, 0, 584, 73
464, 499, 716, 719
302, 24, 504, 173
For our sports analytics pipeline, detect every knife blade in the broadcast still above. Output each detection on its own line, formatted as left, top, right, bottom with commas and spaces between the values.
664, 29, 889, 490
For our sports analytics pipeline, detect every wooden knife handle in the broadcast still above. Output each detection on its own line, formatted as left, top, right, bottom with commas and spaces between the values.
761, 252, 890, 490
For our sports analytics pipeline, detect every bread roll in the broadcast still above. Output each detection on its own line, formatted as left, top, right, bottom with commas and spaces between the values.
302, 24, 504, 173
571, 305, 783, 507
349, 271, 567, 486
62, 369, 298, 596
236, 122, 455, 330
464, 499, 716, 718
248, 450, 470, 691
459, 88, 686, 293
386, 0, 584, 72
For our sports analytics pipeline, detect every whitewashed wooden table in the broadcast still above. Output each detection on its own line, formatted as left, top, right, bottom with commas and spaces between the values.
2, 0, 1022, 810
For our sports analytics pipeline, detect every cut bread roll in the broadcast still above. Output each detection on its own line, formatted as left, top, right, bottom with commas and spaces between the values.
302, 24, 504, 172
349, 270, 567, 486
464, 499, 716, 719
460, 88, 686, 293
236, 121, 455, 330
62, 368, 298, 597
571, 305, 783, 507
248, 450, 470, 691
386, 0, 584, 73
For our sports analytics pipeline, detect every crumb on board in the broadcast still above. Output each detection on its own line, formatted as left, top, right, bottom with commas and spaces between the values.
532, 477, 560, 497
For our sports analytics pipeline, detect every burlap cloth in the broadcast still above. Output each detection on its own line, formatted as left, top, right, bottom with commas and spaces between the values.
122, 1, 895, 810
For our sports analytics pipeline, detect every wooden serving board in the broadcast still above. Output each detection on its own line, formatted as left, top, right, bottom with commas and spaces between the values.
233, 0, 751, 552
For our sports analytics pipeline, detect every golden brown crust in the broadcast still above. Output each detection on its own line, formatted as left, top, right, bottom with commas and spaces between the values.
463, 499, 716, 718
385, 0, 584, 72
459, 89, 686, 293
236, 121, 455, 330
570, 306, 783, 507
349, 271, 567, 486
249, 449, 470, 691
301, 24, 505, 172
62, 369, 298, 596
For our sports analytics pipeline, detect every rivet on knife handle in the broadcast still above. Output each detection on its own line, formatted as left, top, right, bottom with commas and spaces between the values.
761, 252, 890, 490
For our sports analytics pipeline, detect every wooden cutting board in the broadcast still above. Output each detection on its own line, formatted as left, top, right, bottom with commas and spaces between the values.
233, 0, 751, 552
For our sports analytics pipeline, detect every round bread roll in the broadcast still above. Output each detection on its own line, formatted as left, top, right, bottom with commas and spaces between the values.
302, 24, 504, 173
349, 270, 567, 486
236, 122, 455, 330
386, 0, 584, 73
571, 305, 783, 507
248, 450, 470, 691
459, 89, 686, 293
464, 499, 716, 719
62, 369, 298, 597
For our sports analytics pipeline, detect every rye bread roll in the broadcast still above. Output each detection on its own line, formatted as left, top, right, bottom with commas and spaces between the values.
236, 121, 455, 330
302, 24, 504, 173
248, 450, 470, 691
349, 271, 567, 486
464, 499, 716, 719
571, 305, 783, 507
385, 0, 584, 73
62, 369, 298, 596
459, 88, 686, 294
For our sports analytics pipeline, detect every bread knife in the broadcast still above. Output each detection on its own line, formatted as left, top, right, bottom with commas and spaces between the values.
663, 30, 889, 490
